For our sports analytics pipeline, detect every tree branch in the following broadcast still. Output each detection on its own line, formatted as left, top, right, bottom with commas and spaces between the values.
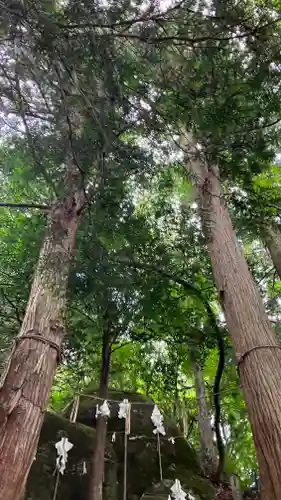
113, 257, 207, 299
113, 255, 226, 474
57, 0, 185, 31
186, 415, 196, 440
2, 65, 59, 197
0, 202, 50, 210
111, 341, 132, 353
70, 306, 97, 325
0, 289, 22, 325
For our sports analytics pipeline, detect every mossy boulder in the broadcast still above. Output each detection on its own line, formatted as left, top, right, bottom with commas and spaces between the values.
25, 413, 116, 500
25, 390, 215, 500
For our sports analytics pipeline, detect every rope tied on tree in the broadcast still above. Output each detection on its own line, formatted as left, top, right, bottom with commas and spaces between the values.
0, 329, 63, 390
15, 332, 63, 363
237, 345, 281, 371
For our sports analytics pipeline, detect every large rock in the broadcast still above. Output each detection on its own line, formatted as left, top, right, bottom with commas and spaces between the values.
25, 413, 116, 500
25, 390, 215, 500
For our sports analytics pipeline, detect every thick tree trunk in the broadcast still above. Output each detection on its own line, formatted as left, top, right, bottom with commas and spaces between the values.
88, 334, 111, 500
213, 330, 225, 481
263, 225, 281, 280
191, 355, 218, 478
187, 151, 281, 499
0, 171, 84, 500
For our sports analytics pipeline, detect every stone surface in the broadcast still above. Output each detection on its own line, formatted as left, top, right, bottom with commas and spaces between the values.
25, 412, 116, 500
25, 390, 216, 500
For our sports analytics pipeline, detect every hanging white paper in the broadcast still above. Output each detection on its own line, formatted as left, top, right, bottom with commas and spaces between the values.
151, 405, 165, 435
171, 479, 187, 500
118, 399, 131, 419
153, 424, 166, 436
55, 437, 73, 475
118, 399, 131, 434
170, 479, 194, 500
96, 400, 110, 418
112, 432, 116, 443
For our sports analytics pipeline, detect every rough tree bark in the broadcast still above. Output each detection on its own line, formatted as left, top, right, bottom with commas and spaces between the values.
185, 140, 281, 500
0, 164, 85, 500
263, 225, 281, 280
88, 324, 112, 500
191, 352, 218, 478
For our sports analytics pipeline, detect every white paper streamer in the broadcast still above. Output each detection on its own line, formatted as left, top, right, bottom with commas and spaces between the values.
151, 405, 165, 435
170, 479, 195, 500
95, 400, 110, 418
118, 399, 131, 419
118, 399, 131, 435
55, 437, 73, 475
171, 480, 187, 500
